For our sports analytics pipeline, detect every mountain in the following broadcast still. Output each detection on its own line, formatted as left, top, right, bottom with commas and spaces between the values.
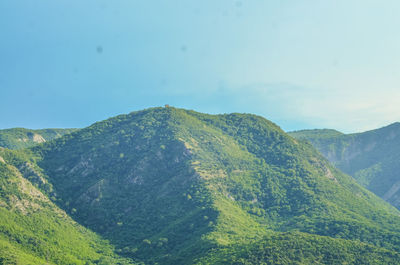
1, 107, 400, 264
289, 123, 400, 210
0, 128, 77, 150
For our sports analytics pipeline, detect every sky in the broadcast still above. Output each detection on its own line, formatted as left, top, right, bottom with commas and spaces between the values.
1, 0, 400, 133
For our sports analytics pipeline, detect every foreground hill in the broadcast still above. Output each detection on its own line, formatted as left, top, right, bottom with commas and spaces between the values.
289, 123, 400, 209
0, 148, 133, 264
0, 128, 77, 150
19, 107, 400, 264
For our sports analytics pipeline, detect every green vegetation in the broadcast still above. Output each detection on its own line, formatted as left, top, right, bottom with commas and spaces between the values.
17, 107, 399, 264
195, 232, 400, 264
0, 128, 77, 150
289, 123, 400, 210
1, 108, 400, 264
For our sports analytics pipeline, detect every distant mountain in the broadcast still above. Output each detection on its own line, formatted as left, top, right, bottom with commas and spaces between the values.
288, 129, 344, 140
0, 128, 77, 150
289, 123, 400, 209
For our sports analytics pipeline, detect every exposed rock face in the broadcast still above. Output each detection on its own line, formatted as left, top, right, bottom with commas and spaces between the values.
32, 133, 46, 143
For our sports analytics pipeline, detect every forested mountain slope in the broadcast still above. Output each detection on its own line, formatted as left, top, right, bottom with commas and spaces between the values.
289, 123, 400, 209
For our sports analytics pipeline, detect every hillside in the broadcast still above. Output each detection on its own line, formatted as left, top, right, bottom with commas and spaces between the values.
17, 107, 400, 264
0, 128, 77, 150
289, 123, 400, 209
0, 148, 133, 264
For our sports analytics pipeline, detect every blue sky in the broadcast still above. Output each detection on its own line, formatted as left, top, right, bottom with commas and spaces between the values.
1, 0, 400, 133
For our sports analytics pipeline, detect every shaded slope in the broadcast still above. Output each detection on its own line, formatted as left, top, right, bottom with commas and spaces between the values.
29, 107, 400, 264
0, 148, 133, 265
289, 123, 400, 209
0, 128, 77, 150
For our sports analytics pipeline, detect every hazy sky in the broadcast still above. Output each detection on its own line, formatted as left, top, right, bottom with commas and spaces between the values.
1, 0, 400, 133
